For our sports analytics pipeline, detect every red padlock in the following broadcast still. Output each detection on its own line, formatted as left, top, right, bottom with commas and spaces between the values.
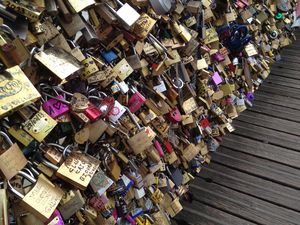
128, 87, 145, 113
89, 195, 108, 212
166, 107, 182, 123
84, 103, 103, 122
199, 118, 210, 128
164, 139, 173, 154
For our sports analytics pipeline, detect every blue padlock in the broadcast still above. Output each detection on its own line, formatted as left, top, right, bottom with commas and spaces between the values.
101, 50, 118, 63
218, 24, 252, 53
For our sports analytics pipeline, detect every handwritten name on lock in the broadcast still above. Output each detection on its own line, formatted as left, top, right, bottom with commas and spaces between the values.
22, 177, 63, 219
57, 152, 100, 189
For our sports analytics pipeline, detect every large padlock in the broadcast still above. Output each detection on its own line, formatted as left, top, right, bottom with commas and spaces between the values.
8, 171, 63, 222
0, 132, 27, 180
56, 151, 100, 190
34, 47, 83, 82
0, 66, 41, 117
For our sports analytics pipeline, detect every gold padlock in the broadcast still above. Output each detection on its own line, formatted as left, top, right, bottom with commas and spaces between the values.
8, 171, 63, 222
56, 151, 100, 190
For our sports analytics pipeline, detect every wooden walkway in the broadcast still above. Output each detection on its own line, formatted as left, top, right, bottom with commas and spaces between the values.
172, 32, 300, 225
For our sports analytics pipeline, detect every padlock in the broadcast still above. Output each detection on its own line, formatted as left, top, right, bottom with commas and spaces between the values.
0, 24, 30, 68
128, 87, 146, 113
89, 194, 109, 212
44, 210, 65, 225
22, 109, 57, 143
34, 47, 83, 82
106, 0, 140, 29
65, 0, 95, 13
3, 0, 42, 22
149, 0, 175, 15
41, 86, 70, 119
42, 86, 90, 113
56, 151, 100, 190
0, 182, 8, 225
124, 107, 155, 155
8, 171, 63, 222
0, 66, 41, 118
90, 170, 114, 195
58, 190, 85, 220
39, 143, 64, 165
0, 132, 28, 180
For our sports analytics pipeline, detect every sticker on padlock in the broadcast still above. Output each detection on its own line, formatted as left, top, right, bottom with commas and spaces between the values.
23, 110, 57, 142
109, 100, 126, 123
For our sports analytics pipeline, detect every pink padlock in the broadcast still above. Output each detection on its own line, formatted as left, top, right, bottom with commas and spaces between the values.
44, 210, 64, 225
42, 95, 70, 118
166, 107, 182, 123
128, 87, 145, 113
154, 140, 164, 157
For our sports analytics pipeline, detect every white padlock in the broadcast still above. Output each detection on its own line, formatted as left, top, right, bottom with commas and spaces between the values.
106, 0, 140, 29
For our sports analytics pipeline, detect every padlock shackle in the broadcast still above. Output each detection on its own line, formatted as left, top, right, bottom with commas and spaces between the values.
124, 107, 142, 130
8, 171, 37, 199
41, 158, 59, 171
0, 131, 13, 146
0, 24, 16, 39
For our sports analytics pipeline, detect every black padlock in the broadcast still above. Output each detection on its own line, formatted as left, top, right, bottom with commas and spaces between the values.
115, 196, 128, 218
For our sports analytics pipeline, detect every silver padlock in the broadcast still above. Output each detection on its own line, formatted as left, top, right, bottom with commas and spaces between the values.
105, 0, 140, 29
149, 0, 175, 15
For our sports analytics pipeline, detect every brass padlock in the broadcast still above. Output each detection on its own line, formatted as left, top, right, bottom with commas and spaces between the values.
56, 151, 100, 190
0, 132, 27, 180
8, 171, 63, 222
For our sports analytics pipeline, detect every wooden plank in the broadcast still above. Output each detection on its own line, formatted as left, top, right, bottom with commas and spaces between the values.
254, 92, 300, 110
218, 147, 300, 177
270, 67, 300, 79
191, 180, 300, 225
270, 69, 300, 80
198, 164, 300, 212
236, 111, 300, 136
232, 120, 300, 151
260, 83, 300, 99
267, 77, 300, 89
275, 61, 300, 71
280, 55, 300, 64
212, 150, 300, 189
248, 100, 300, 123
174, 201, 256, 225
222, 134, 300, 168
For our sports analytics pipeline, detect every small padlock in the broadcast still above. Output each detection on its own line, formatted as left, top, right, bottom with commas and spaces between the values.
128, 87, 146, 113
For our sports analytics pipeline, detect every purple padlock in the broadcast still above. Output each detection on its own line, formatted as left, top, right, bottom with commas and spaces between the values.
213, 52, 225, 62
246, 92, 255, 102
44, 210, 64, 225
212, 72, 223, 85
42, 95, 70, 119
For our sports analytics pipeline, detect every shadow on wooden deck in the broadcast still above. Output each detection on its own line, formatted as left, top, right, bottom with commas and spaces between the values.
172, 32, 300, 225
